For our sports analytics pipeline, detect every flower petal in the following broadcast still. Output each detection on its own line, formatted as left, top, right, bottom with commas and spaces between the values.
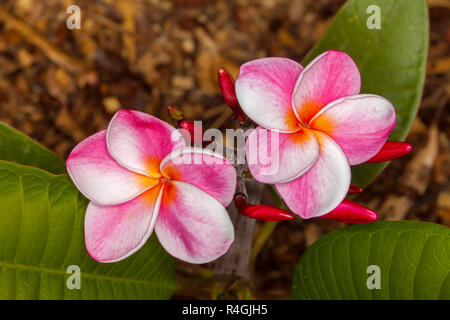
85, 184, 163, 263
245, 127, 319, 184
107, 109, 186, 177
67, 130, 158, 206
160, 147, 237, 207
275, 131, 351, 219
310, 94, 396, 165
235, 57, 303, 132
292, 50, 361, 124
155, 181, 234, 264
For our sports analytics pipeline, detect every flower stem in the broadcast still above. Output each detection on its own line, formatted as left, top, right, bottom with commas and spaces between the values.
250, 220, 279, 265
213, 177, 263, 279
250, 186, 293, 264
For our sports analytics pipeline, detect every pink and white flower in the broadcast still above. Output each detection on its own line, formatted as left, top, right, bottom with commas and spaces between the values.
66, 109, 236, 264
236, 50, 396, 219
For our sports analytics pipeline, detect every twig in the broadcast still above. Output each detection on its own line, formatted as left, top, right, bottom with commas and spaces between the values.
249, 186, 297, 263
427, 0, 450, 9
249, 221, 278, 265
203, 105, 229, 120
0, 6, 88, 74
210, 108, 233, 129
213, 160, 264, 280
92, 12, 145, 40
399, 105, 443, 195
427, 57, 450, 75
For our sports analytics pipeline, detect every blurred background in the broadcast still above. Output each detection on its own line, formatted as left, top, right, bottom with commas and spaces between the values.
0, 0, 448, 299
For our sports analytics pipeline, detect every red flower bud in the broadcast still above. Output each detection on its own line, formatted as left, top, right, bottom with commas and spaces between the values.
320, 199, 378, 223
218, 68, 248, 123
234, 195, 294, 221
366, 141, 413, 163
348, 184, 363, 195
218, 68, 238, 107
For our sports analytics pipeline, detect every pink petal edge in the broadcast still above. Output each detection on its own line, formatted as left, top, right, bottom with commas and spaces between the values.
160, 147, 237, 207
85, 184, 164, 263
292, 50, 361, 124
106, 109, 186, 177
155, 181, 234, 264
275, 131, 351, 219
66, 130, 158, 206
245, 126, 319, 184
310, 94, 396, 165
235, 57, 304, 132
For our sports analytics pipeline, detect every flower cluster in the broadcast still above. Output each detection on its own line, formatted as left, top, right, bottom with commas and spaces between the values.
67, 50, 410, 264
234, 50, 396, 219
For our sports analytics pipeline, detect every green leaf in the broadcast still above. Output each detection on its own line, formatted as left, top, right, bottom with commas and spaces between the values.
0, 160, 176, 300
291, 221, 450, 300
0, 122, 66, 174
302, 0, 428, 187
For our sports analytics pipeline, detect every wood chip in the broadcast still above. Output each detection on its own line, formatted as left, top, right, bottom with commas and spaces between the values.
55, 107, 86, 142
400, 122, 439, 195
304, 223, 323, 247
379, 194, 414, 220
437, 191, 450, 226
103, 96, 121, 113
427, 56, 450, 75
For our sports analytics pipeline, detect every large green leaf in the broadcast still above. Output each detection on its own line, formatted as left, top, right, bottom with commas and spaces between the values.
291, 221, 450, 300
302, 0, 428, 187
0, 122, 66, 174
0, 160, 176, 299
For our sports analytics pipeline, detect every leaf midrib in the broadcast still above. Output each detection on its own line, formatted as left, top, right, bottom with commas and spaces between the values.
0, 260, 174, 289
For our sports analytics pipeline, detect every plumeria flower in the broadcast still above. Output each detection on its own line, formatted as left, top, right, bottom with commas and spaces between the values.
66, 109, 236, 264
236, 50, 396, 219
